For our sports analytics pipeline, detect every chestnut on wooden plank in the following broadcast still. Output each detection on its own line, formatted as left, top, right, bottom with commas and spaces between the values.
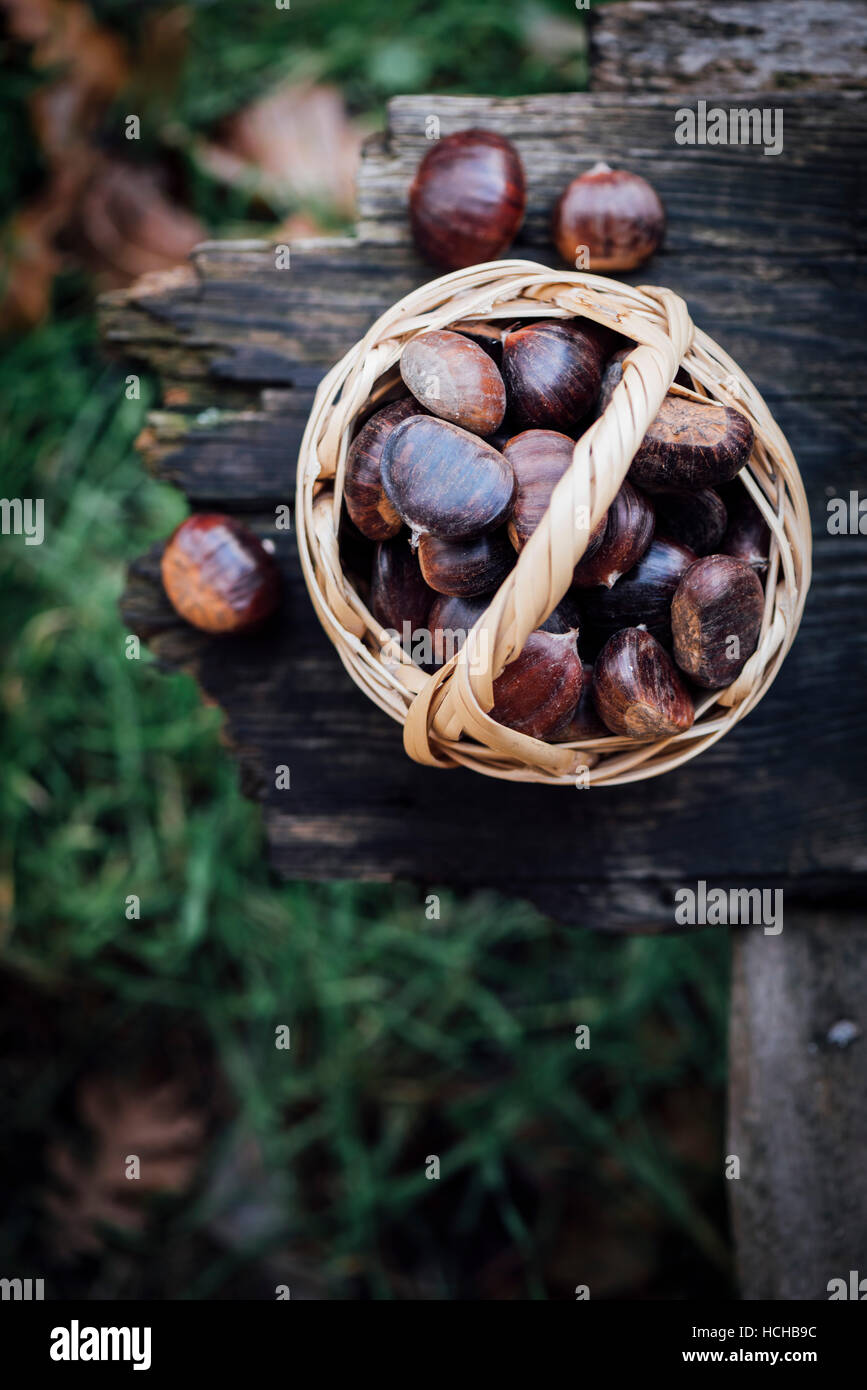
489, 630, 584, 741
161, 514, 280, 634
409, 129, 526, 270
592, 628, 694, 740
553, 163, 665, 272
671, 554, 765, 689
400, 329, 506, 436
381, 415, 516, 541
629, 395, 754, 492
502, 321, 604, 431
344, 397, 417, 540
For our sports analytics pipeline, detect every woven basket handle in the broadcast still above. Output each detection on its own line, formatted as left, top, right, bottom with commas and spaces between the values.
403, 282, 695, 770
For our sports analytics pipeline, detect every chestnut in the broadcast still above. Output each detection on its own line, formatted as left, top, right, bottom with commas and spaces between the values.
344, 398, 417, 540
504, 429, 605, 560
654, 488, 727, 557
427, 591, 488, 667
552, 663, 609, 741
572, 480, 654, 588
628, 395, 754, 492
456, 321, 504, 363
671, 554, 764, 689
552, 163, 665, 272
161, 514, 280, 634
381, 415, 515, 542
409, 129, 526, 270
539, 592, 582, 637
370, 535, 432, 643
592, 629, 694, 740
502, 321, 604, 431
489, 630, 584, 741
581, 535, 696, 648
418, 528, 515, 597
400, 330, 506, 436
719, 484, 771, 573
596, 345, 632, 416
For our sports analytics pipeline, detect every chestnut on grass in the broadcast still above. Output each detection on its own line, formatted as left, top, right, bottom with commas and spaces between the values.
409, 129, 526, 270
345, 398, 417, 540
161, 514, 280, 634
381, 415, 516, 542
572, 480, 654, 589
629, 395, 754, 492
552, 163, 665, 272
592, 629, 694, 740
489, 630, 584, 741
370, 535, 433, 644
581, 535, 695, 649
502, 321, 604, 431
671, 554, 764, 689
654, 488, 727, 557
418, 528, 515, 597
401, 330, 506, 436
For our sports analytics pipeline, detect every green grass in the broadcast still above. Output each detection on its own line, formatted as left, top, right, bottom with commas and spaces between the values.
0, 0, 732, 1299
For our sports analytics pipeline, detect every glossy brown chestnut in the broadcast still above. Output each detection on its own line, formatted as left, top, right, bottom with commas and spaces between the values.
456, 320, 504, 362
409, 129, 526, 270
671, 554, 764, 689
654, 488, 727, 557
581, 535, 696, 648
572, 480, 655, 588
417, 528, 515, 597
370, 535, 433, 644
628, 395, 754, 492
502, 321, 605, 431
489, 630, 584, 741
344, 398, 418, 540
552, 663, 610, 741
592, 628, 694, 740
596, 345, 632, 416
381, 415, 515, 541
400, 330, 506, 436
553, 163, 665, 272
427, 591, 488, 667
161, 514, 280, 634
719, 484, 771, 573
539, 592, 582, 636
503, 429, 591, 544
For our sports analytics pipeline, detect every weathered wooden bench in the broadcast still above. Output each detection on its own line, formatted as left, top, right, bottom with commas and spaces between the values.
101, 1, 867, 1299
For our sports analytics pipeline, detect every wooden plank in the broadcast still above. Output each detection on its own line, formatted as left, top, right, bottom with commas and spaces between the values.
106, 89, 867, 927
590, 0, 867, 95
357, 93, 865, 259
729, 911, 867, 1298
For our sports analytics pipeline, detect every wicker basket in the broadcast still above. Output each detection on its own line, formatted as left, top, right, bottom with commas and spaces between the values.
295, 260, 811, 786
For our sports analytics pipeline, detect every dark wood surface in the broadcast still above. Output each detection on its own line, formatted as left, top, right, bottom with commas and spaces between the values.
590, 0, 867, 95
104, 89, 867, 930
729, 912, 867, 1299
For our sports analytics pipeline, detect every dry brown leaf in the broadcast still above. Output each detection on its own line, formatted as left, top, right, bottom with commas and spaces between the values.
208, 81, 363, 220
74, 158, 206, 286
44, 1074, 208, 1260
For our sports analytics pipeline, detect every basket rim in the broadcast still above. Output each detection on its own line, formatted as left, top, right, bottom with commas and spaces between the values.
295, 259, 812, 786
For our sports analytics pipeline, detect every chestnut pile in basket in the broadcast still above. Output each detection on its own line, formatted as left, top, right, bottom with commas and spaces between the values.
343, 321, 769, 745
